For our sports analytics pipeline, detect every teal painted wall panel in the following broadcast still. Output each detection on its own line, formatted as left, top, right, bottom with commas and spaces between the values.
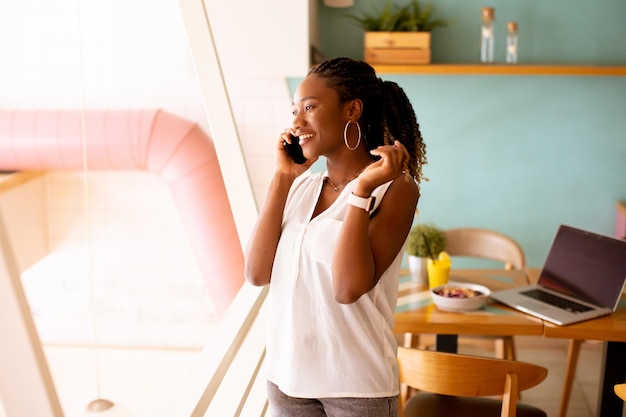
319, 0, 626, 64
392, 75, 626, 266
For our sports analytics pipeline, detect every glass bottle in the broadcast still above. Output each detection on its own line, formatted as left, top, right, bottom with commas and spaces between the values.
506, 21, 519, 64
480, 7, 495, 63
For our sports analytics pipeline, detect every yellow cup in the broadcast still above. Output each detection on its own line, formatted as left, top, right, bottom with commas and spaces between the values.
427, 258, 451, 289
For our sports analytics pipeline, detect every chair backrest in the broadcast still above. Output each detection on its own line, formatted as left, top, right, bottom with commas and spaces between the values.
615, 383, 626, 401
444, 228, 526, 270
397, 347, 547, 417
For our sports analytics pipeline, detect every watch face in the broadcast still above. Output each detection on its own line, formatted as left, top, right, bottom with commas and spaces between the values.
366, 196, 376, 212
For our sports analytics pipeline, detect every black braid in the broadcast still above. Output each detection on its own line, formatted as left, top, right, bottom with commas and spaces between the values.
308, 57, 427, 188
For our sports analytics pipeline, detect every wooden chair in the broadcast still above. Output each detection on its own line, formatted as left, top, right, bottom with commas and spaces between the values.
398, 347, 548, 417
615, 383, 626, 401
444, 227, 526, 271
443, 228, 526, 360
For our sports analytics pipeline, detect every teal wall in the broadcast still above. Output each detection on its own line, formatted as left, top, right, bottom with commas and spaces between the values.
318, 0, 626, 64
289, 0, 626, 267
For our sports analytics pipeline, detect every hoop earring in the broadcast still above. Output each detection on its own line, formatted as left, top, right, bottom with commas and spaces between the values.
343, 120, 361, 151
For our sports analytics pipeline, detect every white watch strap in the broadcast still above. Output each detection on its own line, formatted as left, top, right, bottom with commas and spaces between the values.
348, 192, 376, 212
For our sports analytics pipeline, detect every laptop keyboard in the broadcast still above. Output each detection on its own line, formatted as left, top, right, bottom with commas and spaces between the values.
521, 289, 594, 313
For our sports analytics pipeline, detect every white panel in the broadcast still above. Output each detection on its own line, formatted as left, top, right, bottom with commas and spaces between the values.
203, 0, 310, 77
178, 0, 260, 249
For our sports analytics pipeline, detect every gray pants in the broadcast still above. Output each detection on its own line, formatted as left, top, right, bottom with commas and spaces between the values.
267, 381, 398, 417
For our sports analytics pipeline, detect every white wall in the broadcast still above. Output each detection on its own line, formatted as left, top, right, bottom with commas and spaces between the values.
204, 0, 310, 78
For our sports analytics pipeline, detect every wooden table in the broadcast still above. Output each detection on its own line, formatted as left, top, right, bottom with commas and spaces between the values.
528, 269, 626, 417
395, 269, 543, 352
395, 269, 626, 417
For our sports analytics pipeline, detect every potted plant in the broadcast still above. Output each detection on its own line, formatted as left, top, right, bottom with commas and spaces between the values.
347, 0, 448, 65
405, 222, 446, 284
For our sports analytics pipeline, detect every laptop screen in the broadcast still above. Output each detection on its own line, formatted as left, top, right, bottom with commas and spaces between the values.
538, 225, 626, 309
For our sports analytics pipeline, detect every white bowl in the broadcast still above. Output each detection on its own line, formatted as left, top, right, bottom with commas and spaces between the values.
430, 282, 491, 312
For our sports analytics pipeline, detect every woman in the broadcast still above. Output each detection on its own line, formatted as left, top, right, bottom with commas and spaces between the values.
245, 57, 427, 417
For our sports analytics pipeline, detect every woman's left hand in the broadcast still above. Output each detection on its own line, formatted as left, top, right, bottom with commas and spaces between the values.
358, 141, 410, 191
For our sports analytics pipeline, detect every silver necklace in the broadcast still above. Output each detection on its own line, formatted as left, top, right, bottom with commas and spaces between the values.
324, 163, 372, 192
324, 176, 354, 192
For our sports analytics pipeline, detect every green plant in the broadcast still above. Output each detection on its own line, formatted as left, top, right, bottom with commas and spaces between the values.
406, 223, 446, 258
346, 0, 448, 32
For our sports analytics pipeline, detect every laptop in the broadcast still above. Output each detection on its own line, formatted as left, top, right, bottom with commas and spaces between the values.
490, 224, 626, 326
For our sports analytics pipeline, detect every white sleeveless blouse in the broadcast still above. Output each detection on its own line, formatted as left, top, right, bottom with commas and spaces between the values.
265, 170, 404, 398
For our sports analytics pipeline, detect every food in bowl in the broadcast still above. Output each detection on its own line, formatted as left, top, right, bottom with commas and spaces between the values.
433, 286, 485, 299
430, 283, 491, 312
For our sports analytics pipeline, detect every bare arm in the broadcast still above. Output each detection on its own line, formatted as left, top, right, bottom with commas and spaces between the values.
244, 133, 317, 286
244, 173, 294, 286
332, 142, 419, 303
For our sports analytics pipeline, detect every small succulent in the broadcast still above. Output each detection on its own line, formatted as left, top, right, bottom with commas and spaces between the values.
406, 222, 446, 258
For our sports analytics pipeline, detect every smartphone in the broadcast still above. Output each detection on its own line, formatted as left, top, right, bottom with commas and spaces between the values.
283, 134, 307, 164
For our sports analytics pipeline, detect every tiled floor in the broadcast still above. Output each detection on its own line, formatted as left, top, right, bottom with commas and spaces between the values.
1, 336, 623, 417
517, 338, 602, 417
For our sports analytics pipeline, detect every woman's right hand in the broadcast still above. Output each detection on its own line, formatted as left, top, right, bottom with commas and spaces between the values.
276, 130, 316, 177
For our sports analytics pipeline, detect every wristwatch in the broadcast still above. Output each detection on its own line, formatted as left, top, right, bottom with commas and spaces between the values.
348, 192, 376, 213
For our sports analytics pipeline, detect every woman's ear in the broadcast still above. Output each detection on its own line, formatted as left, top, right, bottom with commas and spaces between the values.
346, 98, 363, 120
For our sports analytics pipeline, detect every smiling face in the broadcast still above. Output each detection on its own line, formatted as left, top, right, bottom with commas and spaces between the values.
291, 74, 355, 160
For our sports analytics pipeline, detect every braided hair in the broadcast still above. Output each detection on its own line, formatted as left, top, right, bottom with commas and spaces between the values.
308, 57, 427, 188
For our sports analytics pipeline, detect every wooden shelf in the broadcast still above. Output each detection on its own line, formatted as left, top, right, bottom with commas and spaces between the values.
372, 64, 626, 76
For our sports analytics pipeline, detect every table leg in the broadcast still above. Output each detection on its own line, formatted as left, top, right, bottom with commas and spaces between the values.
435, 334, 458, 353
597, 341, 626, 417
559, 340, 583, 417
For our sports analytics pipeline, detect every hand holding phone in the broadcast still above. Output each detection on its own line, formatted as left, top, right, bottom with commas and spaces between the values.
283, 134, 307, 164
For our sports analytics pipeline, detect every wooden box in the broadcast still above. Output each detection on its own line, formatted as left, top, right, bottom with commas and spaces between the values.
364, 32, 431, 65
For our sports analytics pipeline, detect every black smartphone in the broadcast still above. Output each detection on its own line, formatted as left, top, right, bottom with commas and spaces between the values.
283, 134, 307, 164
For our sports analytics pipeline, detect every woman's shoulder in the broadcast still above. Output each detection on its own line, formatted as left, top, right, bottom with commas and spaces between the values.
378, 175, 419, 210
393, 174, 419, 192
378, 174, 418, 197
